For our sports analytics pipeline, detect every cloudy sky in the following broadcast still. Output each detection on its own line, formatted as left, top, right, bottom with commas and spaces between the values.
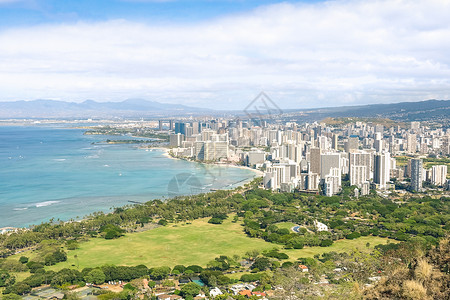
0, 0, 449, 110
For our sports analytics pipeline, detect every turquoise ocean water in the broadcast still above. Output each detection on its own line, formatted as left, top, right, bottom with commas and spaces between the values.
0, 126, 258, 228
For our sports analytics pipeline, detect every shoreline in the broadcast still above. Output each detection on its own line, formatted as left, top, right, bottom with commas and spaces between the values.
1, 146, 261, 231
161, 147, 264, 177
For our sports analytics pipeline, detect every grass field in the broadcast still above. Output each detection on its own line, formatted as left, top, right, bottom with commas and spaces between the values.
274, 222, 298, 231
49, 218, 277, 270
45, 218, 393, 271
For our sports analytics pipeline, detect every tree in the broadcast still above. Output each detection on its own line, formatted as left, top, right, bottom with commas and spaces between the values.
180, 282, 201, 298
26, 261, 44, 273
252, 257, 271, 271
186, 265, 203, 273
85, 269, 106, 285
19, 256, 28, 264
66, 240, 79, 250
172, 265, 186, 274
245, 250, 260, 260
7, 282, 31, 295
320, 240, 333, 247
0, 270, 15, 287
208, 217, 223, 224
100, 224, 125, 240
150, 266, 171, 280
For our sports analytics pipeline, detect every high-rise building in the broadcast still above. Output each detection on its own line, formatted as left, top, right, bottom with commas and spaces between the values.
169, 133, 184, 147
345, 136, 359, 152
320, 153, 341, 180
175, 122, 186, 135
350, 165, 367, 187
374, 152, 390, 189
323, 167, 341, 196
349, 151, 373, 181
194, 140, 229, 161
310, 148, 321, 174
375, 124, 384, 133
264, 164, 293, 190
374, 139, 383, 153
407, 134, 417, 153
246, 150, 266, 167
431, 165, 447, 186
410, 158, 423, 192
332, 134, 338, 150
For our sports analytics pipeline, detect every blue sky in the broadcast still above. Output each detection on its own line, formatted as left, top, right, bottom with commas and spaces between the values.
0, 0, 320, 27
0, 0, 449, 109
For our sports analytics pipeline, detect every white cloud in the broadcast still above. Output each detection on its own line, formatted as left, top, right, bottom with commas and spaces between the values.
0, 0, 449, 109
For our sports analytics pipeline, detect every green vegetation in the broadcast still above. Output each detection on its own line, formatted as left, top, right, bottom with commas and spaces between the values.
0, 177, 448, 299
47, 218, 277, 270
84, 126, 170, 142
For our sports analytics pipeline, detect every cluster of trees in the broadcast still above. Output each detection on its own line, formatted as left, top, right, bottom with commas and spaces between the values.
100, 224, 125, 240
239, 186, 448, 249
207, 213, 229, 225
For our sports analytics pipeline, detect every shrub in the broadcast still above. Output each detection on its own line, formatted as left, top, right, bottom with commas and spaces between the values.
186, 265, 203, 273
158, 219, 168, 226
19, 256, 29, 264
208, 218, 223, 224
252, 258, 271, 271
240, 273, 261, 282
84, 269, 106, 285
172, 265, 186, 274
263, 250, 289, 260
346, 232, 361, 240
66, 240, 79, 250
281, 262, 294, 268
100, 224, 125, 240
0, 270, 15, 287
320, 240, 333, 247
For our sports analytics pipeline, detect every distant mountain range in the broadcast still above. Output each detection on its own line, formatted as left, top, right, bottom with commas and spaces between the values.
285, 99, 450, 122
0, 98, 449, 121
0, 99, 208, 118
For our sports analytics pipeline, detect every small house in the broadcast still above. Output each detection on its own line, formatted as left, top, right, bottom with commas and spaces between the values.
298, 265, 309, 272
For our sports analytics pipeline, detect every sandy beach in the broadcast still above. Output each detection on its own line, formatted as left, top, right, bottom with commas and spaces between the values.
161, 148, 264, 177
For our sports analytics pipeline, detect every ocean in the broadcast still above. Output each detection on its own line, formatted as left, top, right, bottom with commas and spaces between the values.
0, 125, 258, 228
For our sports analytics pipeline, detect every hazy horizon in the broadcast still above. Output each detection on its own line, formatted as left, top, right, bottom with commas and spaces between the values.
0, 97, 449, 112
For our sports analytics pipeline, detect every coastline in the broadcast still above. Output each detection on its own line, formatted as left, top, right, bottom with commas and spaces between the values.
161, 147, 264, 177
0, 125, 261, 229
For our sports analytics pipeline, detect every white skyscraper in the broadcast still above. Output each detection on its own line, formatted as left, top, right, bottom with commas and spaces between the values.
431, 165, 447, 186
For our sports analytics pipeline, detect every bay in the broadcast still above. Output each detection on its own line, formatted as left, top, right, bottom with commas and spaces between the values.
0, 125, 258, 228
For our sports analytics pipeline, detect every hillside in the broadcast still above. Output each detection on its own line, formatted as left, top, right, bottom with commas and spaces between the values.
285, 99, 450, 122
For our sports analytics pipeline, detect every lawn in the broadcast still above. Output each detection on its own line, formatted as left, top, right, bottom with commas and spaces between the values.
49, 218, 277, 270
274, 222, 298, 231
46, 218, 393, 271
